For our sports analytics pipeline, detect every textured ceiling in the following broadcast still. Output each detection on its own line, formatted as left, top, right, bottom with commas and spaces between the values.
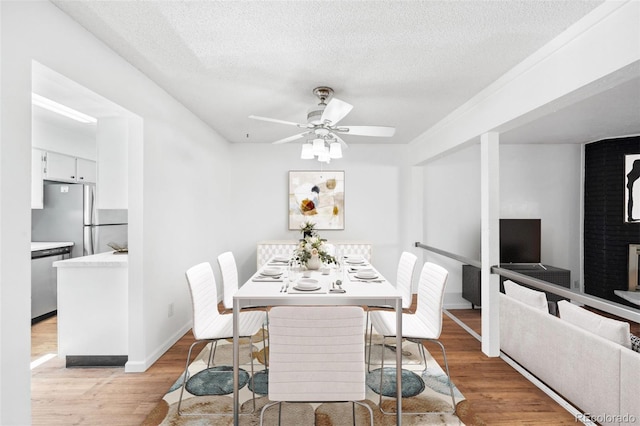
47, 0, 638, 147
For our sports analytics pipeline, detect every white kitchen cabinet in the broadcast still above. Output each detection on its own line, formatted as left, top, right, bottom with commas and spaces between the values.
31, 148, 45, 209
44, 151, 77, 182
43, 151, 96, 184
76, 158, 96, 183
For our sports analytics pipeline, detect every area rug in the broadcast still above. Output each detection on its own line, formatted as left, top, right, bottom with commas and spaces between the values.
143, 329, 478, 425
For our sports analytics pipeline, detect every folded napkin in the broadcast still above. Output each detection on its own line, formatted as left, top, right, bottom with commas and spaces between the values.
252, 275, 284, 282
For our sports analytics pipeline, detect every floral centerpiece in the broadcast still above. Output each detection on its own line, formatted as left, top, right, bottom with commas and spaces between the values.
294, 221, 336, 269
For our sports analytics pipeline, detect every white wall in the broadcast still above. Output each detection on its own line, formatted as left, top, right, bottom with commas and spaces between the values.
1, 2, 232, 422
32, 119, 96, 160
423, 143, 582, 308
500, 144, 582, 283
423, 144, 482, 308
424, 144, 582, 308
229, 143, 417, 286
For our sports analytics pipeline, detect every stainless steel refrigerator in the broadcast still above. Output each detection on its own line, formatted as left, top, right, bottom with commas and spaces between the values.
32, 183, 128, 258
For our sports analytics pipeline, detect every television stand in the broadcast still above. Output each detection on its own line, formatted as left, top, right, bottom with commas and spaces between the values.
462, 264, 571, 310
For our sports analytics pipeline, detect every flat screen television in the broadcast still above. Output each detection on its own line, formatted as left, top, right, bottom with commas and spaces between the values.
500, 219, 541, 264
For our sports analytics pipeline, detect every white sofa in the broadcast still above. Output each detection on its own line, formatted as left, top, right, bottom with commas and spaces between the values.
500, 293, 640, 425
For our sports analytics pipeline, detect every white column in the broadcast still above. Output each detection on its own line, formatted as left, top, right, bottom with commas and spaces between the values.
481, 132, 500, 356
96, 117, 129, 209
410, 165, 424, 294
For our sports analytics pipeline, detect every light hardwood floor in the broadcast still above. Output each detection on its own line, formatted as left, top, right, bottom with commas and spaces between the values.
30, 308, 588, 425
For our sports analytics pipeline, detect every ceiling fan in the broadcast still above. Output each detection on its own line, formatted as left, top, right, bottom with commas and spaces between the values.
248, 86, 396, 149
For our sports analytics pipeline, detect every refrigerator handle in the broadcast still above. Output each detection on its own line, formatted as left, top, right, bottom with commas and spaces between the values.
83, 226, 95, 256
83, 184, 96, 226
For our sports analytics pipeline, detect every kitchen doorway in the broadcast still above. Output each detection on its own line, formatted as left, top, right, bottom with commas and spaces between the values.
30, 62, 134, 364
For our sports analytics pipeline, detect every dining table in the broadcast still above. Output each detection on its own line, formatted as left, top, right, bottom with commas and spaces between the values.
232, 255, 404, 425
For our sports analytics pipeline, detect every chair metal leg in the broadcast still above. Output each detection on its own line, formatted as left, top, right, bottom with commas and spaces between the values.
428, 339, 457, 413
178, 334, 259, 417
264, 310, 270, 368
262, 322, 269, 368
207, 340, 218, 368
353, 400, 374, 426
378, 336, 386, 410
417, 340, 428, 373
259, 400, 281, 426
366, 322, 374, 372
177, 339, 211, 415
248, 335, 256, 412
376, 335, 457, 416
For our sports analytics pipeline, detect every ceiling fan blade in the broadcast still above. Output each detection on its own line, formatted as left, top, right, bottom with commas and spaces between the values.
337, 125, 396, 137
329, 133, 349, 149
321, 98, 353, 125
271, 131, 312, 145
249, 115, 307, 128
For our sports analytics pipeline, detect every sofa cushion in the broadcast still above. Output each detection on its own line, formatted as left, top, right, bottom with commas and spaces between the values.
557, 300, 632, 349
503, 280, 549, 313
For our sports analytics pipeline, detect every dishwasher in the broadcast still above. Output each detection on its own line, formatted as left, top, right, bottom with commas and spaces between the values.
31, 246, 72, 322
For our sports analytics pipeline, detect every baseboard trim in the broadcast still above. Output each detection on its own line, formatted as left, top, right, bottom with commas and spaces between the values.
124, 321, 192, 372
66, 355, 128, 368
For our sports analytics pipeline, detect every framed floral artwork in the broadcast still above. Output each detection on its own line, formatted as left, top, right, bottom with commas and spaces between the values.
289, 170, 344, 230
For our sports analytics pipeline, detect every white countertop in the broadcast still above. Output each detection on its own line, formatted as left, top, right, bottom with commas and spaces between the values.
31, 241, 74, 252
614, 290, 640, 306
54, 251, 128, 268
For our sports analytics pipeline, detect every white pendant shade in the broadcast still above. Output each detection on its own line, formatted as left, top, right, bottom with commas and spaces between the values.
329, 142, 342, 159
300, 143, 314, 159
312, 138, 325, 156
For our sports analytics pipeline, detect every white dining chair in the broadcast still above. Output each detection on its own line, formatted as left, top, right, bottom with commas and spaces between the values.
367, 261, 456, 415
217, 251, 240, 311
178, 262, 267, 416
365, 251, 417, 366
218, 250, 270, 366
260, 306, 374, 426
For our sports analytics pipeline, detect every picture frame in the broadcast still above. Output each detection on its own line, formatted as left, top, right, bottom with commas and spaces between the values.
625, 154, 640, 223
288, 170, 344, 230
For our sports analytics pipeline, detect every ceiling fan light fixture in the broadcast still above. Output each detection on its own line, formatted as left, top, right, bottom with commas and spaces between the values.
312, 138, 325, 156
329, 142, 342, 159
318, 150, 331, 163
300, 143, 314, 159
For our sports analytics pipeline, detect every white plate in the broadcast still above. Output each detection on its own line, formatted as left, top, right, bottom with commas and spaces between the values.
261, 267, 282, 276
293, 285, 321, 291
346, 258, 365, 264
273, 256, 290, 262
296, 278, 319, 289
355, 272, 378, 279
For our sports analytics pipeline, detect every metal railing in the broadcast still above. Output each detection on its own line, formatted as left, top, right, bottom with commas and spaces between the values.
415, 242, 640, 324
